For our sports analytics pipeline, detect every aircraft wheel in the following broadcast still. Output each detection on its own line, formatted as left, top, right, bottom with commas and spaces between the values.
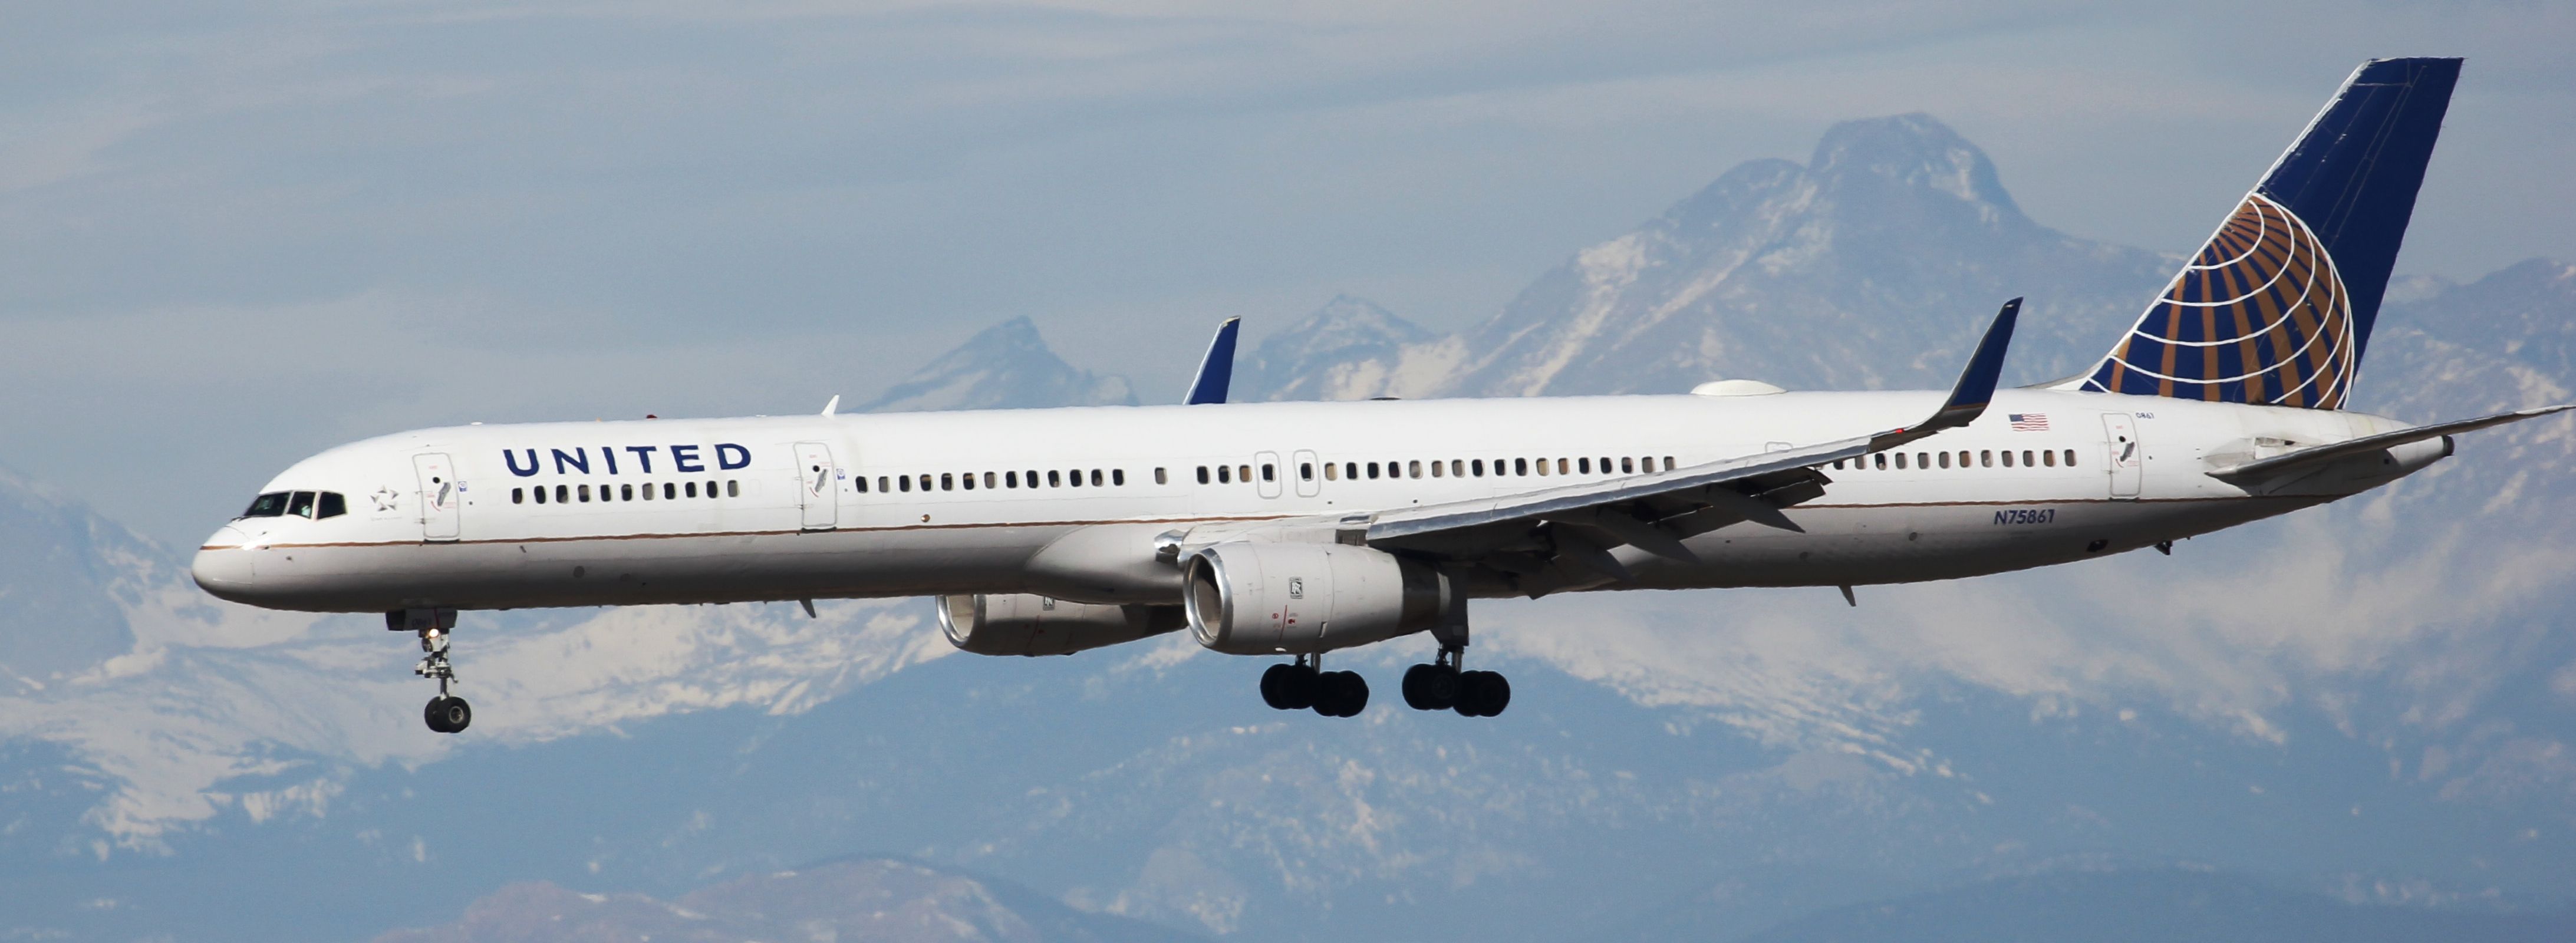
424, 695, 472, 734
1455, 671, 1510, 718
1402, 663, 1460, 711
1314, 671, 1368, 718
1263, 664, 1318, 711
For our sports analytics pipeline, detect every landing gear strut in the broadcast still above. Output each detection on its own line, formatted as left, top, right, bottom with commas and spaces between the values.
390, 609, 471, 733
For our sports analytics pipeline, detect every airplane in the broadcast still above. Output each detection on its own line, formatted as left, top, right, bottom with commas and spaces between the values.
192, 58, 2567, 734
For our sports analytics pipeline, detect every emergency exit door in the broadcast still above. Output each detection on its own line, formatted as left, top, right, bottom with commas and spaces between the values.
794, 441, 839, 530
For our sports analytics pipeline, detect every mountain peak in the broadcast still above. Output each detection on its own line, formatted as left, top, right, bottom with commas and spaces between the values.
1809, 113, 2024, 220
1236, 295, 1447, 401
859, 318, 1136, 412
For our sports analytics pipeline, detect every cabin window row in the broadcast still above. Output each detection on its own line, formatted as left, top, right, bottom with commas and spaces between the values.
1831, 449, 2077, 472
1204, 455, 1680, 484
513, 480, 737, 504
857, 468, 1130, 493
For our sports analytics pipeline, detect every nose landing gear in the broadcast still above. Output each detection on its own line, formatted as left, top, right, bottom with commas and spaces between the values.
391, 609, 471, 733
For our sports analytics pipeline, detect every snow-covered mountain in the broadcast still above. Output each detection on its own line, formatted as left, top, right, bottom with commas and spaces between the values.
1232, 295, 1438, 403
858, 316, 1137, 412
5, 117, 2575, 943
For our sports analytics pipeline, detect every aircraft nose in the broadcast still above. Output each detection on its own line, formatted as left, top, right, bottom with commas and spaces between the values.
192, 526, 256, 596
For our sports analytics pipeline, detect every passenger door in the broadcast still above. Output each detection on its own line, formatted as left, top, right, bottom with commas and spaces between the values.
1293, 449, 1322, 498
793, 441, 839, 530
2099, 414, 2142, 499
1255, 450, 1284, 499
412, 453, 461, 542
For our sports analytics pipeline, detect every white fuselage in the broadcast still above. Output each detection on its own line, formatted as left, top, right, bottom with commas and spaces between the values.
189, 388, 2439, 615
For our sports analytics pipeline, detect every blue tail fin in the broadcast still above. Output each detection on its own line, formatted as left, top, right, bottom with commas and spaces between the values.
2081, 57, 2460, 410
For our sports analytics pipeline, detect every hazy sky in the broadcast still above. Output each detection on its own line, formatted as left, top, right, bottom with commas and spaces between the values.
4, 0, 2571, 547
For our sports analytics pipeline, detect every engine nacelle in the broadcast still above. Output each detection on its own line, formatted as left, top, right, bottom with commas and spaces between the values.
937, 594, 1184, 657
1183, 542, 1448, 655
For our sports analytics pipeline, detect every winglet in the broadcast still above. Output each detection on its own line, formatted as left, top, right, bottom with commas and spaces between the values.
820, 394, 841, 416
1183, 317, 1242, 405
1870, 298, 2019, 450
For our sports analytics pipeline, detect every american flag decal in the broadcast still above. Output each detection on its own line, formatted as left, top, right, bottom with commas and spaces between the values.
2008, 413, 2050, 431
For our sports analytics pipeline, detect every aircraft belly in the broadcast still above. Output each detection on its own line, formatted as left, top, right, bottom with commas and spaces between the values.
1612, 496, 2321, 590
245, 524, 1076, 612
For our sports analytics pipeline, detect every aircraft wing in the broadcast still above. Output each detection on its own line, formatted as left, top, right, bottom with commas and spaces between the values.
2206, 404, 2574, 484
1353, 299, 2019, 590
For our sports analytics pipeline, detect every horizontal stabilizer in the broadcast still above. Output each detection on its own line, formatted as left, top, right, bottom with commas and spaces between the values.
2208, 404, 2572, 483
1184, 318, 1243, 405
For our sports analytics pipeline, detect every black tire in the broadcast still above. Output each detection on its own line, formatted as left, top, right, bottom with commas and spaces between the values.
1455, 671, 1509, 717
1260, 664, 1296, 710
425, 695, 472, 733
1276, 664, 1319, 711
1315, 671, 1368, 717
1402, 664, 1459, 711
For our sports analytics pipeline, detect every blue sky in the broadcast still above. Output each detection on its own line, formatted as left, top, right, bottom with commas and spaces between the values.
3, 0, 2571, 547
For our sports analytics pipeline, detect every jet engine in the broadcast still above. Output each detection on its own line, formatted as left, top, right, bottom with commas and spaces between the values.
1183, 542, 1448, 655
937, 594, 1184, 657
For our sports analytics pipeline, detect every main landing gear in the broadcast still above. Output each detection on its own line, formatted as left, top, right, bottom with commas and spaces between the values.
1256, 649, 1509, 719
391, 609, 472, 734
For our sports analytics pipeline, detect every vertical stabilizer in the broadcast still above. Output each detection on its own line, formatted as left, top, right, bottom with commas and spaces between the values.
2081, 58, 2460, 409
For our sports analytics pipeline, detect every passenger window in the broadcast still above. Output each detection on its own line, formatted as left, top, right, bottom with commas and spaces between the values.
1195, 466, 1208, 484
660, 483, 674, 499
2064, 449, 2077, 466
898, 476, 911, 492
1070, 469, 1085, 487
1408, 460, 1421, 479
727, 481, 739, 497
1663, 457, 1675, 472
615, 484, 627, 500
686, 482, 697, 498
512, 487, 525, 505
2022, 450, 2034, 467
941, 473, 954, 492
1301, 463, 1315, 481
1875, 453, 1887, 470
1112, 469, 1125, 486
577, 484, 591, 502
1006, 471, 1018, 489
1366, 462, 1379, 479
2000, 451, 2013, 467
1615, 457, 1629, 474
1429, 461, 1442, 479
1154, 468, 1168, 484
919, 474, 932, 492
1451, 460, 1464, 477
1324, 463, 1339, 481
1345, 462, 1358, 480
534, 486, 549, 505
1218, 465, 1232, 483
1938, 453, 1950, 469
1260, 464, 1275, 482
1471, 459, 1485, 477
984, 472, 998, 489
1980, 450, 1992, 468
1051, 470, 1064, 487
1510, 458, 1525, 476
1896, 453, 1908, 469
961, 473, 975, 491
1535, 459, 1549, 476
704, 480, 716, 497
1580, 457, 1593, 474
1236, 466, 1248, 484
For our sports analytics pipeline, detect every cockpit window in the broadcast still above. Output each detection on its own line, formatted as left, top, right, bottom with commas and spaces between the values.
286, 492, 318, 518
317, 492, 347, 519
240, 492, 291, 518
